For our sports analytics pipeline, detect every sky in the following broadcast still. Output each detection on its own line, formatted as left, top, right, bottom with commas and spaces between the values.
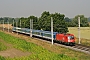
0, 0, 90, 18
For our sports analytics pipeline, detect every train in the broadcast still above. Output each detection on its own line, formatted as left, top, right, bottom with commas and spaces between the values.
13, 27, 75, 45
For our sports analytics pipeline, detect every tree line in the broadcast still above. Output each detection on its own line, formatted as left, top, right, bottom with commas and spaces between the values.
88, 17, 90, 22
65, 15, 89, 27
0, 17, 14, 24
0, 11, 89, 33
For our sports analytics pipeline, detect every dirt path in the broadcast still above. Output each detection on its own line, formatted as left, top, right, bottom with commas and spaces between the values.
0, 39, 13, 48
0, 39, 30, 58
0, 48, 30, 58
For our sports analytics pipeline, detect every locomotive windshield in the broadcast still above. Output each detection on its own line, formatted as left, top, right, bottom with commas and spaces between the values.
68, 36, 74, 40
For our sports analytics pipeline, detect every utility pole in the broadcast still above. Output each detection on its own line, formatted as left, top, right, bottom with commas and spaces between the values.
30, 19, 31, 37
8, 20, 9, 32
78, 17, 81, 44
13, 20, 14, 28
3, 20, 4, 31
51, 17, 53, 45
30, 19, 32, 37
20, 20, 21, 28
0, 22, 2, 28
32, 19, 33, 30
12, 20, 14, 33
16, 20, 18, 35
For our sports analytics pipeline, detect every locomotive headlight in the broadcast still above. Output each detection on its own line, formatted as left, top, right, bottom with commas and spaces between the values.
68, 36, 70, 42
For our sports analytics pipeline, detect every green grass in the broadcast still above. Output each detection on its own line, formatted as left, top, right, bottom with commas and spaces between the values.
0, 42, 7, 51
0, 31, 76, 60
0, 56, 5, 60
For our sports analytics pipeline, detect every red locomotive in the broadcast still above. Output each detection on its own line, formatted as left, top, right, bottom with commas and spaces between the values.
56, 33, 75, 45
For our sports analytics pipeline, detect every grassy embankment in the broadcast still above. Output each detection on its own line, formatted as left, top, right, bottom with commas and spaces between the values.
0, 25, 90, 60
0, 31, 76, 60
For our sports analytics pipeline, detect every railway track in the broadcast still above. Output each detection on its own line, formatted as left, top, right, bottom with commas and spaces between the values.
55, 43, 90, 54
0, 27, 90, 55
34, 37, 90, 55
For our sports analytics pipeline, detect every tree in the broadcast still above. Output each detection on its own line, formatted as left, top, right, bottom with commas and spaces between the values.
17, 16, 38, 29
88, 17, 90, 22
17, 17, 27, 28
64, 17, 71, 22
72, 15, 89, 27
0, 17, 15, 24
39, 11, 68, 33
14, 18, 19, 27
38, 11, 50, 30
27, 16, 38, 29
64, 17, 72, 27
51, 13, 68, 33
13, 11, 69, 33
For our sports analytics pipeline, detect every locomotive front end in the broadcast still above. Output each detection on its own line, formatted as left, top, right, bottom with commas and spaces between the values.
67, 34, 75, 45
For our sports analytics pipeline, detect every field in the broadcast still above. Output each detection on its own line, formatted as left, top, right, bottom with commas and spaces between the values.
68, 27, 90, 46
0, 24, 12, 29
68, 27, 90, 39
89, 22, 90, 25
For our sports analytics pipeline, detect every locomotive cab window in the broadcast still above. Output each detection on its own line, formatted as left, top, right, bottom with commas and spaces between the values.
68, 36, 74, 40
